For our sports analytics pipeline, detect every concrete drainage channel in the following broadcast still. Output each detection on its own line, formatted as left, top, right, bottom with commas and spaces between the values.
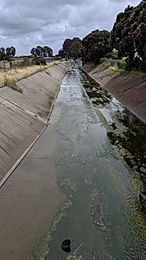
0, 61, 70, 187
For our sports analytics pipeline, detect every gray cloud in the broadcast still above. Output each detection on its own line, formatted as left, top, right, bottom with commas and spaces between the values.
0, 0, 140, 55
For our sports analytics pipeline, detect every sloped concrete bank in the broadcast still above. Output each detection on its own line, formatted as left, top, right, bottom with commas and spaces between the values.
83, 65, 146, 123
82, 65, 146, 210
0, 61, 69, 185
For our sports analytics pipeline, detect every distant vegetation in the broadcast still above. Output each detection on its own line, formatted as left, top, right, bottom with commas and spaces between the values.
34, 56, 47, 65
30, 46, 53, 57
30, 46, 53, 65
0, 45, 54, 67
58, 37, 82, 59
0, 46, 16, 60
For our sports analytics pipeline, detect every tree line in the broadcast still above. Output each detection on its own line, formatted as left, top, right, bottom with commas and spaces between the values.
59, 0, 146, 71
0, 45, 53, 61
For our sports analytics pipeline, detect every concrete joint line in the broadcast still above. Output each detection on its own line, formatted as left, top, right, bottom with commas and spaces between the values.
0, 94, 46, 124
0, 126, 46, 189
0, 67, 67, 189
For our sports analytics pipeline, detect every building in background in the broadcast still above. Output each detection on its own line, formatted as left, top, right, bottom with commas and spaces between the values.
0, 60, 11, 69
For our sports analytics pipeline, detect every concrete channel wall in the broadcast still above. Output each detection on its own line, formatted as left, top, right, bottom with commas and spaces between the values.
85, 66, 146, 123
0, 61, 69, 184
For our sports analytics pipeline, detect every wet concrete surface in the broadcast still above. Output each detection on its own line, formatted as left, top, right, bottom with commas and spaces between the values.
89, 68, 146, 123
0, 62, 68, 183
0, 135, 66, 259
0, 62, 146, 260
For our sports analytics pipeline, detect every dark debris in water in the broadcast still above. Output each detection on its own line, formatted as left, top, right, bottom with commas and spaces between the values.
61, 239, 71, 253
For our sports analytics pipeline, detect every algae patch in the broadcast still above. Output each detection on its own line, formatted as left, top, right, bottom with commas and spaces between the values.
34, 176, 78, 260
34, 200, 72, 260
67, 243, 84, 260
90, 190, 105, 230
85, 176, 106, 230
61, 178, 78, 193
55, 152, 71, 166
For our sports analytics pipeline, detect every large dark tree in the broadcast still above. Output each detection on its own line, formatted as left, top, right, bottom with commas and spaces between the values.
62, 39, 72, 58
69, 37, 82, 59
59, 37, 82, 59
81, 30, 111, 65
111, 0, 146, 69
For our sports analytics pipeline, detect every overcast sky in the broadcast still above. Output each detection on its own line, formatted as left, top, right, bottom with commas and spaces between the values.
0, 0, 140, 56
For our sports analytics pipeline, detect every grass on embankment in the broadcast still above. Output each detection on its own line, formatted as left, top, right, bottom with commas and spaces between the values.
0, 60, 60, 92
92, 57, 146, 81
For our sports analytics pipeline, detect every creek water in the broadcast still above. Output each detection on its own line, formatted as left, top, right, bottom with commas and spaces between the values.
36, 62, 146, 260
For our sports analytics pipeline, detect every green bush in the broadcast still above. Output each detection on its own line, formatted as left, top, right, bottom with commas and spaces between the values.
34, 57, 47, 65
117, 58, 127, 70
100, 57, 108, 64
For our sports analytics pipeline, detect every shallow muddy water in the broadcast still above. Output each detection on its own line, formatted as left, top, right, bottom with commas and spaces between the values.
35, 63, 146, 260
